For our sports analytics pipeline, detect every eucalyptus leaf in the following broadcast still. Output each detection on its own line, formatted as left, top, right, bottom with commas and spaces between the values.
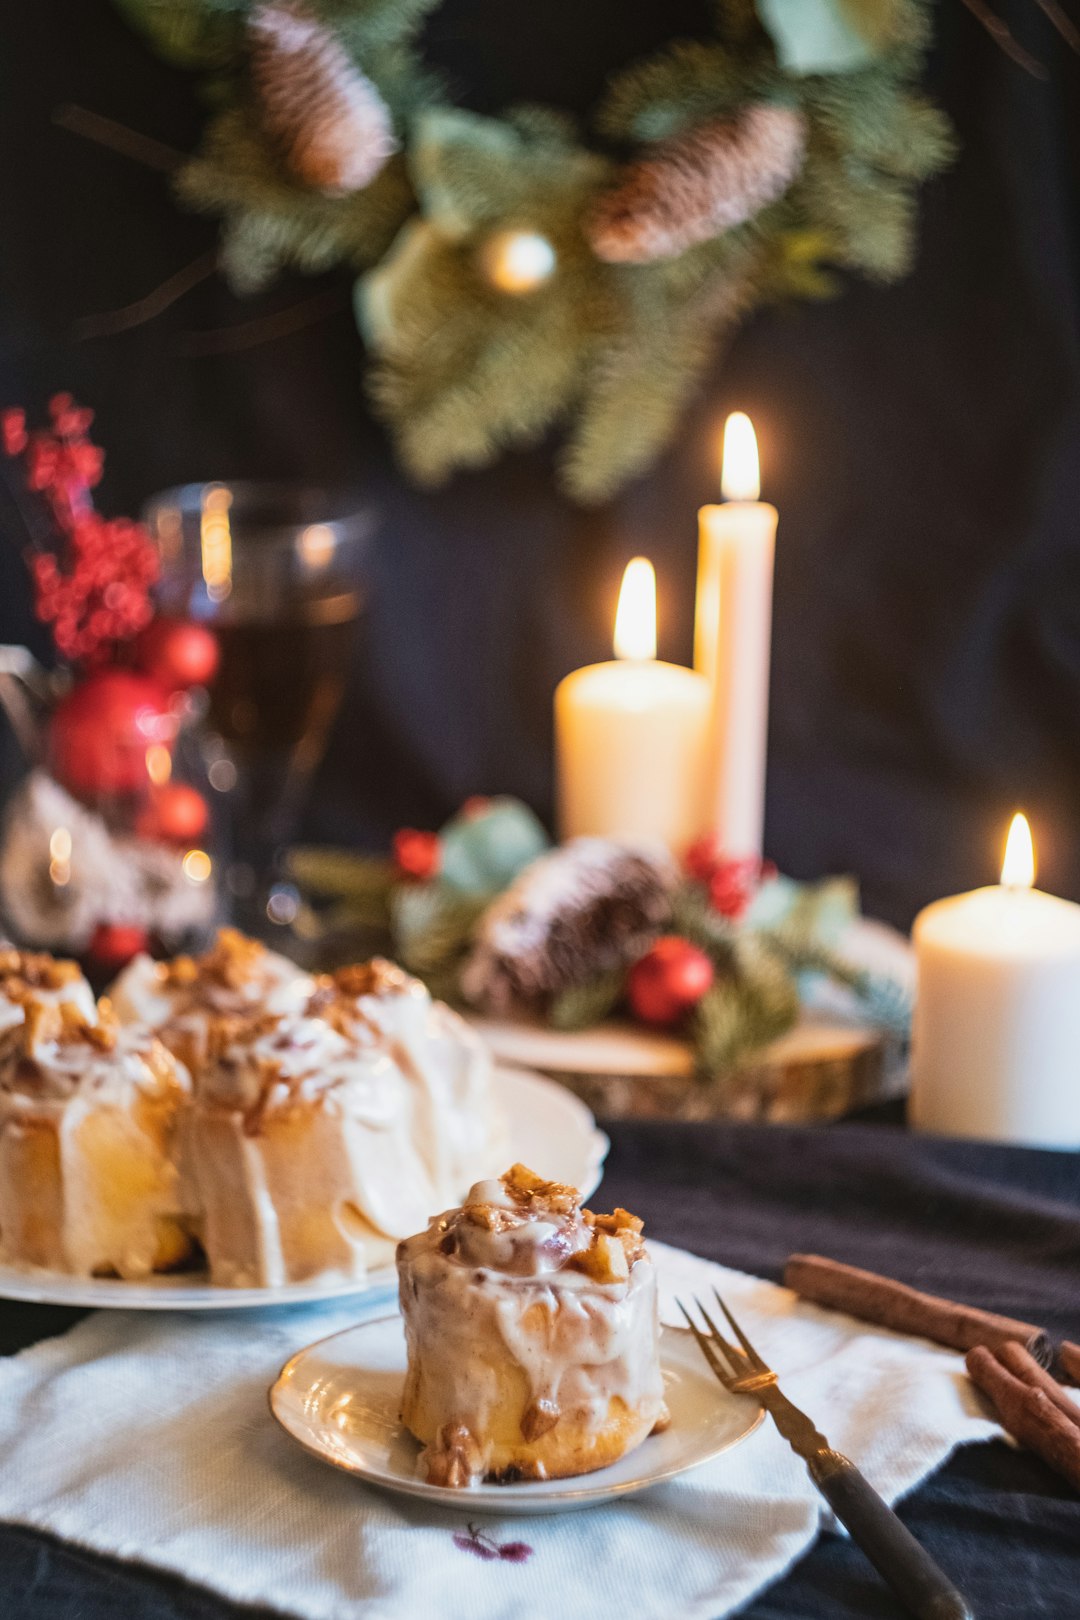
756, 0, 901, 74
438, 797, 550, 896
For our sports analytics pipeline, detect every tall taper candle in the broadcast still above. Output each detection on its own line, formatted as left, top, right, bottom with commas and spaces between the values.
695, 413, 778, 859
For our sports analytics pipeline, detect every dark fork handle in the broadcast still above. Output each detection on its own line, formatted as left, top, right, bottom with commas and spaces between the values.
810, 1451, 973, 1620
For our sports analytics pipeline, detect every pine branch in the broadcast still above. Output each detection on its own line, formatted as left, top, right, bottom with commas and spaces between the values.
548, 971, 625, 1032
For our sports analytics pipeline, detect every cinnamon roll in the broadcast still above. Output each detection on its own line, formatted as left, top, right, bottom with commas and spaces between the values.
183, 1008, 448, 1287
397, 1164, 668, 1485
0, 998, 191, 1277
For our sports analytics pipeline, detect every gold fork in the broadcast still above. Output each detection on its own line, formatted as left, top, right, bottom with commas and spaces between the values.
678, 1291, 973, 1620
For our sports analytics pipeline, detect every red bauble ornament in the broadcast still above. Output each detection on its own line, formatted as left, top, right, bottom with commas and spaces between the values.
50, 671, 172, 801
392, 827, 441, 880
86, 922, 150, 972
134, 617, 219, 690
626, 936, 714, 1028
136, 782, 209, 845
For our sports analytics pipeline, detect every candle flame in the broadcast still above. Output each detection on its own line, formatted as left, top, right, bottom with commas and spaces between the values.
721, 412, 760, 502
1001, 812, 1035, 890
613, 557, 656, 661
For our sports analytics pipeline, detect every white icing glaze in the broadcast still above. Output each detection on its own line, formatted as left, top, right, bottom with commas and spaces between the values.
397, 1171, 666, 1484
109, 937, 314, 1064
306, 967, 508, 1206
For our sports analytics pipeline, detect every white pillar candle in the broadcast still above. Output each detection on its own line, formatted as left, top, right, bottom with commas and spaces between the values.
910, 813, 1080, 1148
555, 558, 710, 854
695, 413, 778, 861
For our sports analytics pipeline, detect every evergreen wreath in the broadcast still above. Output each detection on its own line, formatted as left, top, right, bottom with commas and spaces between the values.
112, 0, 953, 499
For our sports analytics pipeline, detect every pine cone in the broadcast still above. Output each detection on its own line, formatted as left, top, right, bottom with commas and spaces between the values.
461, 839, 677, 1015
588, 102, 807, 265
248, 2, 397, 195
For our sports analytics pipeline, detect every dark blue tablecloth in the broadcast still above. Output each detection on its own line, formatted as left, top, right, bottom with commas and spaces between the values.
3, 1115, 1080, 1619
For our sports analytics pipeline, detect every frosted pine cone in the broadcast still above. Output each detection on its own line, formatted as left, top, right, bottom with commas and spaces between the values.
588, 102, 807, 264
248, 2, 397, 195
461, 839, 677, 1015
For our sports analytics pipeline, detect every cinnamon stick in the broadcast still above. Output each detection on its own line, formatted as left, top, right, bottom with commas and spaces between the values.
967, 1344, 1080, 1491
784, 1254, 1051, 1366
993, 1340, 1080, 1427
1059, 1341, 1080, 1386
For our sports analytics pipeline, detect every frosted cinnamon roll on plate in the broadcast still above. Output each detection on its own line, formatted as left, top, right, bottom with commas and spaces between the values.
271, 1164, 762, 1509
0, 998, 191, 1278
397, 1164, 669, 1485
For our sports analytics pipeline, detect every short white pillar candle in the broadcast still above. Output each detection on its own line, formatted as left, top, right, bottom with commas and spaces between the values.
555, 558, 710, 855
910, 814, 1080, 1147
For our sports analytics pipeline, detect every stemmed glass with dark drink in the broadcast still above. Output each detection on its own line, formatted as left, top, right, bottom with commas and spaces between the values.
143, 482, 371, 933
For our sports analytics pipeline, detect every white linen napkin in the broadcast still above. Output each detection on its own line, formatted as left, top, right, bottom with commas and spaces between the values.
0, 1243, 1003, 1620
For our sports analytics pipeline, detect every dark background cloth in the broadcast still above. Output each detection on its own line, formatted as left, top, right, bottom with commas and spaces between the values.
2, 1, 1080, 931
2, 1115, 1080, 1618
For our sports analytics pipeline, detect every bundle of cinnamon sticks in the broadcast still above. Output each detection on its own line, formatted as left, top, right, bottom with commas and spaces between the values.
784, 1252, 1080, 1491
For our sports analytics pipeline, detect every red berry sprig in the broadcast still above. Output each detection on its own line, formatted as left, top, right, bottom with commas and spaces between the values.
2, 394, 159, 668
685, 835, 776, 921
392, 827, 441, 881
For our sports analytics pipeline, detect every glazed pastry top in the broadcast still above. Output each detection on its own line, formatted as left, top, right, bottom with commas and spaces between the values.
0, 997, 186, 1111
0, 948, 97, 1034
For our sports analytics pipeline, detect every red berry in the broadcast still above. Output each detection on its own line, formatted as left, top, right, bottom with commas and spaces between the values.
392, 828, 441, 881
461, 795, 492, 820
50, 670, 172, 801
685, 833, 724, 884
133, 617, 219, 691
136, 782, 209, 845
2, 409, 27, 456
626, 936, 714, 1028
86, 923, 150, 972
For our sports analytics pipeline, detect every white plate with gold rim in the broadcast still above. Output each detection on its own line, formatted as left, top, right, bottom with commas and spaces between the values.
271, 1315, 764, 1514
0, 1066, 608, 1311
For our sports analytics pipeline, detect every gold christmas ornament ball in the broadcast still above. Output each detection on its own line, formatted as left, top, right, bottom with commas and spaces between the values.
478, 230, 557, 294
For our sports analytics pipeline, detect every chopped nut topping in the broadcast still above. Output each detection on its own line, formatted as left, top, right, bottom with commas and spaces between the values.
163, 928, 265, 992
423, 1422, 483, 1488
17, 997, 116, 1056
500, 1162, 580, 1216
0, 949, 84, 997
330, 959, 408, 999
520, 1398, 560, 1442
569, 1228, 631, 1283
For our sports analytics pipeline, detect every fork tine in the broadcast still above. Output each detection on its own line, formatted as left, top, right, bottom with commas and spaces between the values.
713, 1290, 770, 1373
694, 1297, 750, 1373
676, 1298, 736, 1384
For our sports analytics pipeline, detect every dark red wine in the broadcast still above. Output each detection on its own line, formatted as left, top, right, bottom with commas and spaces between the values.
209, 592, 359, 764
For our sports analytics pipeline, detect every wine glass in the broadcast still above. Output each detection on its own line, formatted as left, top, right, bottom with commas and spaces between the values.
143, 482, 373, 934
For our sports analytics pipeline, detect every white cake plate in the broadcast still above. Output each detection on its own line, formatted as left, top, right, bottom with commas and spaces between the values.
0, 1066, 608, 1312
271, 1316, 764, 1514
